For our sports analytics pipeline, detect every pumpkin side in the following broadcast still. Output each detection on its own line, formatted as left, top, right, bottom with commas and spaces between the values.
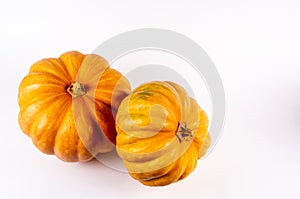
18, 51, 131, 162
116, 81, 210, 186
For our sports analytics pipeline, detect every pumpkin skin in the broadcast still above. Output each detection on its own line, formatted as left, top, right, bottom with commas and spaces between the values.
116, 81, 210, 186
18, 51, 131, 162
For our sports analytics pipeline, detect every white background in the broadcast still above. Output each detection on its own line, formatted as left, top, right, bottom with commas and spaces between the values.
1, 0, 300, 198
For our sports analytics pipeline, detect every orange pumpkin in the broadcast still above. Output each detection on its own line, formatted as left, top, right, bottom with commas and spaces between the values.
18, 51, 131, 162
116, 81, 210, 186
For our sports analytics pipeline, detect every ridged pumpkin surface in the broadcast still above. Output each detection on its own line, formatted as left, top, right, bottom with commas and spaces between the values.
18, 51, 131, 162
116, 81, 210, 186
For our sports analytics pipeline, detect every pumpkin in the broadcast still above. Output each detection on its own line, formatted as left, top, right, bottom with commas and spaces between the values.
18, 51, 131, 162
116, 81, 210, 186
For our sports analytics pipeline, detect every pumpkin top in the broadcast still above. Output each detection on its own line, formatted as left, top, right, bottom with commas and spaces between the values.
18, 51, 131, 162
116, 81, 210, 174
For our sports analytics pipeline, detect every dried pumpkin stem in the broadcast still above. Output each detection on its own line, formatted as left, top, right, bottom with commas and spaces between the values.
67, 81, 87, 98
176, 123, 193, 143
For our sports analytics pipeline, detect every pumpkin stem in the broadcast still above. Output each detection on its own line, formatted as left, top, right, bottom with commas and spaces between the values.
67, 82, 87, 98
176, 123, 193, 143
